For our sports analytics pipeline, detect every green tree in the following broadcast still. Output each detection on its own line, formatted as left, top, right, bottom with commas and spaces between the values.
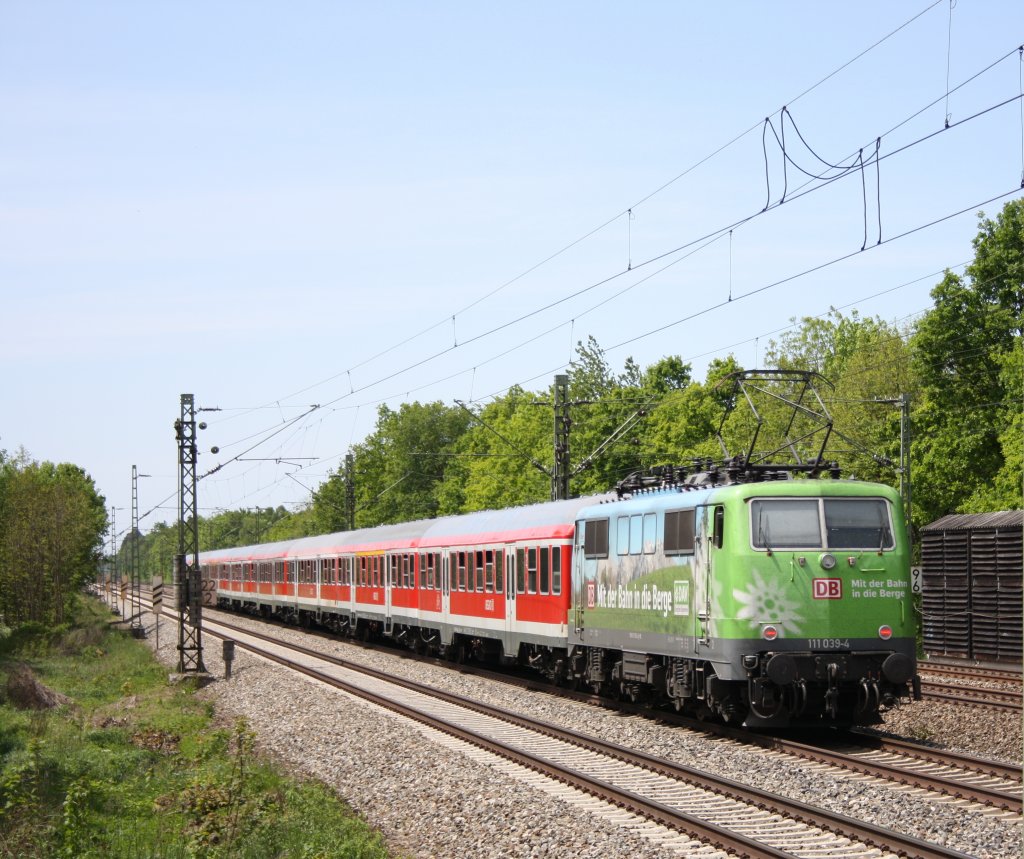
436, 386, 551, 513
911, 200, 1024, 524
762, 309, 914, 485
0, 453, 107, 625
329, 401, 471, 527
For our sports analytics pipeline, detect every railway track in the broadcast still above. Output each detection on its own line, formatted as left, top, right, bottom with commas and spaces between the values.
131, 593, 1022, 817
918, 679, 1023, 712
197, 614, 977, 859
918, 662, 1022, 686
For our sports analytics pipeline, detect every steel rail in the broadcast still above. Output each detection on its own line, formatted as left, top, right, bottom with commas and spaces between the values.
199, 614, 978, 859
919, 681, 1023, 712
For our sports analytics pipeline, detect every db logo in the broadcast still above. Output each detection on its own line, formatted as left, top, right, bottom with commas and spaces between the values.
813, 578, 842, 599
586, 581, 596, 608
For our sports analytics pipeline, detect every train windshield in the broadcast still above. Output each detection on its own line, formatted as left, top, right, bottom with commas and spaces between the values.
751, 498, 894, 550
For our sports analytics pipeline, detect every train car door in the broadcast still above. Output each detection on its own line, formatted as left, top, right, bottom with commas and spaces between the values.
504, 546, 517, 641
573, 525, 586, 636
384, 554, 394, 635
692, 503, 724, 651
440, 551, 451, 638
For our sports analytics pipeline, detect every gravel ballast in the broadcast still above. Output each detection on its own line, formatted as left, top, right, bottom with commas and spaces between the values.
138, 606, 1022, 859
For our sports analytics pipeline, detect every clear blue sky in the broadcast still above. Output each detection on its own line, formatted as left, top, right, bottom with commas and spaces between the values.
2, 1, 1021, 539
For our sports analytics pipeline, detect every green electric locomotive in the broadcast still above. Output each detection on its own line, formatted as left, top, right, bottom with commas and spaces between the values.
568, 475, 919, 727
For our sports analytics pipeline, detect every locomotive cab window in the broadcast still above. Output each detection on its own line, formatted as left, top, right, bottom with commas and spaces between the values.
582, 518, 609, 559
751, 498, 894, 550
664, 509, 696, 554
824, 499, 893, 549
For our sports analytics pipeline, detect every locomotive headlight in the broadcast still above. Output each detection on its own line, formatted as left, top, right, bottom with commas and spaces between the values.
878, 625, 893, 640
819, 553, 837, 570
762, 625, 779, 641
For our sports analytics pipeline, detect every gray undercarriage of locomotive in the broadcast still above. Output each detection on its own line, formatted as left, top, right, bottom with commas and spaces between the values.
554, 644, 918, 726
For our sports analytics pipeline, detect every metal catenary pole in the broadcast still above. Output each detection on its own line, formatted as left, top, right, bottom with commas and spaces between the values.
345, 451, 356, 530
111, 506, 120, 615
552, 374, 570, 501
129, 466, 148, 637
174, 393, 205, 673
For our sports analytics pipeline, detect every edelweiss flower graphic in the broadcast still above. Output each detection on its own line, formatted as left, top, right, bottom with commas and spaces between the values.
731, 568, 806, 635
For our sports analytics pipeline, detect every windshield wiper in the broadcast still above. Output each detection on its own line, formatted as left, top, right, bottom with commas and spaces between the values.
758, 512, 775, 557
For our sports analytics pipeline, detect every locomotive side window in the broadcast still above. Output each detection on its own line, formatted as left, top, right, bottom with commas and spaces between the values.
824, 499, 893, 549
643, 513, 656, 554
583, 518, 609, 559
629, 515, 643, 554
664, 509, 696, 554
713, 507, 724, 549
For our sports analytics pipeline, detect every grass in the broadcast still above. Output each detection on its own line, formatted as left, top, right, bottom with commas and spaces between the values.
0, 595, 392, 858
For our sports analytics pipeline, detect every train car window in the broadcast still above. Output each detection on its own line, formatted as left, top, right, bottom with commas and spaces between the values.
357, 557, 366, 587
494, 551, 503, 593
751, 500, 820, 549
454, 552, 465, 591
432, 553, 441, 589
713, 507, 724, 549
516, 548, 526, 593
583, 518, 609, 559
483, 551, 494, 593
422, 554, 433, 589
664, 509, 696, 554
527, 548, 538, 593
643, 513, 657, 554
474, 551, 484, 592
616, 517, 629, 555
552, 547, 562, 594
629, 515, 643, 555
824, 499, 894, 549
539, 547, 549, 594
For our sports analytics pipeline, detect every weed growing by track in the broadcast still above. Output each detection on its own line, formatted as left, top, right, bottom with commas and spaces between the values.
0, 595, 391, 858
